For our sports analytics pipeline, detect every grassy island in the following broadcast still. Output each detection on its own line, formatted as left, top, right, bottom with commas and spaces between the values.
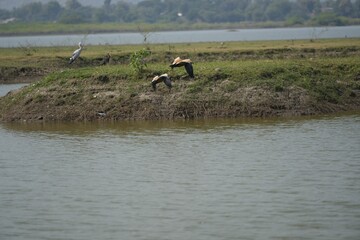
0, 39, 359, 122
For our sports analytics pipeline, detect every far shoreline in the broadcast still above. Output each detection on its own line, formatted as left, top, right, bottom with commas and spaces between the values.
1, 21, 359, 37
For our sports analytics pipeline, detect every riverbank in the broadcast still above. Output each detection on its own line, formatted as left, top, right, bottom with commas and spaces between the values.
1, 21, 360, 37
0, 39, 359, 122
0, 22, 276, 37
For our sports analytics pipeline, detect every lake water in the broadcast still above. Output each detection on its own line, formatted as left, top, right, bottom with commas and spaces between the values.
0, 83, 29, 96
0, 80, 359, 240
0, 25, 359, 48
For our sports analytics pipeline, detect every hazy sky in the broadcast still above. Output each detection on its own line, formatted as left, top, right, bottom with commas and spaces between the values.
0, 0, 143, 10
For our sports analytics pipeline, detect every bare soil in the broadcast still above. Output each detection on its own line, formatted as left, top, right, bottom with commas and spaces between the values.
2, 77, 359, 122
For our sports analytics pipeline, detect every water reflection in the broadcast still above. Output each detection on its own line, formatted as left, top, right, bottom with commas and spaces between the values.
0, 115, 323, 136
2, 113, 357, 135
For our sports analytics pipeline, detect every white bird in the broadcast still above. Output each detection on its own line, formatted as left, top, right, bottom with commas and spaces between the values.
151, 74, 172, 91
69, 42, 83, 64
169, 57, 194, 78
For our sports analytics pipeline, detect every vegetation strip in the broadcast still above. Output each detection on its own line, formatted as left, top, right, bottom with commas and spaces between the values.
1, 0, 360, 37
0, 39, 359, 122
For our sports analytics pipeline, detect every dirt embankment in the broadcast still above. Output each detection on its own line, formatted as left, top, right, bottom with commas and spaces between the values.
0, 66, 45, 83
1, 75, 359, 122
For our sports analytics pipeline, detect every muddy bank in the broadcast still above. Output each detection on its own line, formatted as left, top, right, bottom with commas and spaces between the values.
1, 76, 359, 122
0, 66, 46, 83
1, 40, 359, 122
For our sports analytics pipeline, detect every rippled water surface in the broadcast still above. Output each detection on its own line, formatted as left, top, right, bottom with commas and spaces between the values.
0, 115, 359, 240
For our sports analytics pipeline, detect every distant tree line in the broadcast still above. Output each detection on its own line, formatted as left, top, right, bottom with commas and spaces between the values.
0, 0, 359, 25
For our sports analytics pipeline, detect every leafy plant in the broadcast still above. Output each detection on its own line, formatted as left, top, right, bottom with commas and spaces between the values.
129, 48, 151, 76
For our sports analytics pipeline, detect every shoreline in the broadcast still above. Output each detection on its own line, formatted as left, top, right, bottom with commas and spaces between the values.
1, 23, 359, 38
0, 39, 359, 122
0, 22, 288, 37
1, 82, 359, 122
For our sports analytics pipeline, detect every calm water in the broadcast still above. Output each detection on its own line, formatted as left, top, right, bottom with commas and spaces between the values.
0, 83, 28, 96
0, 111, 359, 240
1, 26, 359, 48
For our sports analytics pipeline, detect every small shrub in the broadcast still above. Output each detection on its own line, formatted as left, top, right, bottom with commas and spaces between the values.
129, 48, 151, 76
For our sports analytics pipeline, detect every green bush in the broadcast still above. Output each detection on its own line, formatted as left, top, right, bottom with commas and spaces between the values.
129, 48, 151, 76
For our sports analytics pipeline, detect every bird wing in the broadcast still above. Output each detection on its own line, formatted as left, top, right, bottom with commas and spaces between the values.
151, 76, 163, 84
185, 63, 194, 78
151, 76, 163, 90
71, 48, 81, 59
171, 57, 181, 65
159, 73, 169, 78
163, 76, 172, 88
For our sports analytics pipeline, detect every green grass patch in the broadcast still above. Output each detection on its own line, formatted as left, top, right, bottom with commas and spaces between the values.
1, 39, 359, 121
0, 22, 291, 36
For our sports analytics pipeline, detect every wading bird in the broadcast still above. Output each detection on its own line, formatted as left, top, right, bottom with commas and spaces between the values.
151, 74, 172, 91
169, 57, 194, 78
101, 53, 111, 65
69, 42, 83, 64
